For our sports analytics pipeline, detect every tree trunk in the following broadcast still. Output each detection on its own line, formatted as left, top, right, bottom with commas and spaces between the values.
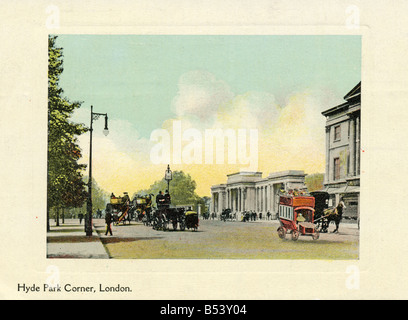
56, 208, 60, 226
47, 205, 50, 231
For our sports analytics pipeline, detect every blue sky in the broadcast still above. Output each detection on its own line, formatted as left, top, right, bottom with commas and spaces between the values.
57, 35, 361, 137
54, 35, 361, 195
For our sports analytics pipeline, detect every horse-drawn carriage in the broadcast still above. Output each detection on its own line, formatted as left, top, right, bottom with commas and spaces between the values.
184, 210, 199, 231
152, 206, 187, 231
151, 190, 193, 231
106, 192, 132, 225
220, 208, 235, 221
132, 194, 153, 225
277, 193, 319, 241
310, 191, 344, 234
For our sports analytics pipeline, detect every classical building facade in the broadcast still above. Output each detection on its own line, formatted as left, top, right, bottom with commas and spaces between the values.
321, 81, 361, 220
210, 170, 306, 220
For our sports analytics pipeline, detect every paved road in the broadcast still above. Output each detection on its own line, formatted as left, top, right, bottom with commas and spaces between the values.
92, 218, 359, 259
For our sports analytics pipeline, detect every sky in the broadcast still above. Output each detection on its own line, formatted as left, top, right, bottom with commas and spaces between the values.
55, 35, 361, 196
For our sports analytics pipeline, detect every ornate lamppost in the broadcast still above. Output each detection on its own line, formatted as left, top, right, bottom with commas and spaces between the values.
85, 105, 109, 236
164, 164, 172, 193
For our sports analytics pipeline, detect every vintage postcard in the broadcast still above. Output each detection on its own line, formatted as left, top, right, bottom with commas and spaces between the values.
1, 0, 407, 301
46, 33, 360, 260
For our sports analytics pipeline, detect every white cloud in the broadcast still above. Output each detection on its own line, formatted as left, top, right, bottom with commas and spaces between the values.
214, 91, 281, 130
171, 70, 234, 125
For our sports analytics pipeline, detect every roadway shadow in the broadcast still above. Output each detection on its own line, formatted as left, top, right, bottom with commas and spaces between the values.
47, 235, 101, 243
164, 229, 203, 233
100, 236, 164, 244
48, 228, 84, 233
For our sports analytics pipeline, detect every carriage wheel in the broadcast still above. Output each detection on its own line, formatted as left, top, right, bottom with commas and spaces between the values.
312, 231, 319, 240
291, 230, 299, 241
277, 227, 286, 239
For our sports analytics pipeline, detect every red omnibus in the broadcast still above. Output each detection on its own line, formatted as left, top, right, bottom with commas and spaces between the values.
277, 194, 319, 241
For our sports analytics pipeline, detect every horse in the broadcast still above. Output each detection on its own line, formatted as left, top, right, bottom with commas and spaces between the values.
314, 207, 343, 233
310, 191, 344, 233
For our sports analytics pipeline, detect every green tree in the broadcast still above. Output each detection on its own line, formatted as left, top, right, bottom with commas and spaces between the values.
68, 177, 109, 218
86, 176, 110, 215
135, 171, 204, 210
47, 35, 88, 229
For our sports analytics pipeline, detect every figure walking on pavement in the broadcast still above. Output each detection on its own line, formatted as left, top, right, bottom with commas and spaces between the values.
105, 210, 113, 236
333, 197, 347, 233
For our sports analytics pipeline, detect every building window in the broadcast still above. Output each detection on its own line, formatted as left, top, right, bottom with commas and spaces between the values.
334, 157, 340, 180
334, 125, 341, 141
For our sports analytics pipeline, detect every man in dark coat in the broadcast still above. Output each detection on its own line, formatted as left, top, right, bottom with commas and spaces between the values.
156, 191, 165, 209
164, 190, 171, 206
78, 213, 84, 224
333, 197, 347, 233
105, 211, 113, 236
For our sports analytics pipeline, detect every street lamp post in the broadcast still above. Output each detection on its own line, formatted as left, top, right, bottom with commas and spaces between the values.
85, 105, 109, 236
164, 164, 172, 193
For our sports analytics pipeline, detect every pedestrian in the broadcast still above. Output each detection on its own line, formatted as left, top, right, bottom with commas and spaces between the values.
105, 210, 113, 236
156, 190, 165, 209
78, 213, 84, 224
333, 197, 347, 233
164, 190, 171, 207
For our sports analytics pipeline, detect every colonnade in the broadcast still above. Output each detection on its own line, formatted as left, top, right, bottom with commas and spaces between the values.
211, 184, 280, 218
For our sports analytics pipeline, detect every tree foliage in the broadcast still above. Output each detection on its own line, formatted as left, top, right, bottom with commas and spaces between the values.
85, 176, 110, 214
47, 35, 88, 215
134, 171, 204, 209
65, 177, 109, 218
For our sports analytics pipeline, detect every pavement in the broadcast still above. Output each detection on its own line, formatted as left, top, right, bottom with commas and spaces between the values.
47, 219, 110, 259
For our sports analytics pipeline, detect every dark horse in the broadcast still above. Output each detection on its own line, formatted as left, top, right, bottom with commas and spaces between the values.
319, 207, 343, 233
310, 191, 344, 233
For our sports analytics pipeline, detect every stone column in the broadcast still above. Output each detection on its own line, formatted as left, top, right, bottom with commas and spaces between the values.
264, 186, 268, 212
238, 188, 240, 212
249, 187, 254, 211
216, 193, 219, 213
230, 189, 233, 211
325, 126, 330, 184
226, 189, 229, 209
356, 115, 360, 175
218, 192, 222, 215
255, 187, 258, 211
210, 192, 215, 213
234, 189, 237, 212
349, 117, 356, 177
242, 187, 247, 211
239, 188, 242, 212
